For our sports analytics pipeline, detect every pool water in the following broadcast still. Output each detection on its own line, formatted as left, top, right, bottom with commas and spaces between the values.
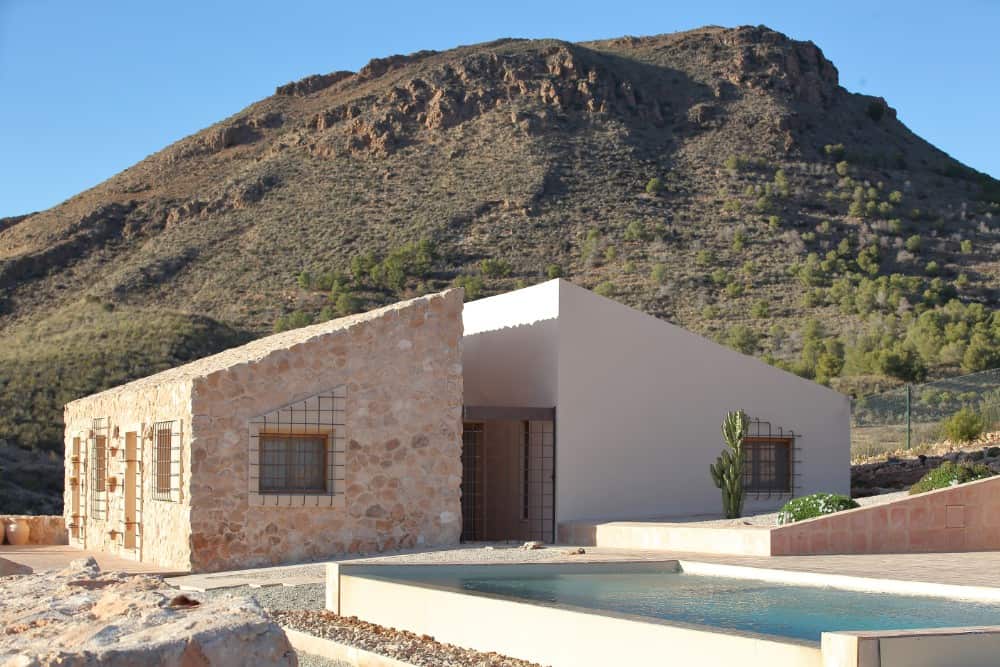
356, 565, 1000, 642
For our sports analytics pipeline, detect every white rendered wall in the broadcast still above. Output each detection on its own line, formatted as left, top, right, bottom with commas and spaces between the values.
554, 280, 850, 521
462, 281, 559, 408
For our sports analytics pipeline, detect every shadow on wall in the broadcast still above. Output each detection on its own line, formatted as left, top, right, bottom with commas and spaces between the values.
462, 318, 557, 408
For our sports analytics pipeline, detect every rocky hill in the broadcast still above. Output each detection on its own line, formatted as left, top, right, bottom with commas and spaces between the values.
2, 26, 999, 511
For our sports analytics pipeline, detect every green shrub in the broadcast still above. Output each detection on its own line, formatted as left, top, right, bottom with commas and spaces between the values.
942, 407, 986, 443
645, 177, 664, 195
480, 258, 512, 278
624, 220, 646, 241
274, 310, 314, 333
650, 263, 668, 285
594, 281, 616, 297
960, 239, 973, 254
546, 264, 563, 279
777, 493, 859, 525
824, 144, 845, 161
453, 274, 484, 300
904, 235, 922, 252
751, 300, 769, 318
909, 461, 993, 495
835, 161, 850, 177
726, 325, 757, 355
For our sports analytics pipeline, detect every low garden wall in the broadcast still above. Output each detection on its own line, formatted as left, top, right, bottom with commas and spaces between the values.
1, 515, 69, 545
772, 475, 1000, 555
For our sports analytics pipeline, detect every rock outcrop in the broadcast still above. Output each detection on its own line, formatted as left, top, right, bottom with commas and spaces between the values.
0, 558, 296, 666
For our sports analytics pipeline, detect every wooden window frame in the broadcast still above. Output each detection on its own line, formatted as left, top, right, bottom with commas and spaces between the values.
743, 436, 793, 493
257, 432, 330, 495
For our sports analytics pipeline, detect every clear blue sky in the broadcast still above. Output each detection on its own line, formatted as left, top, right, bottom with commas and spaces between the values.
1, 0, 997, 217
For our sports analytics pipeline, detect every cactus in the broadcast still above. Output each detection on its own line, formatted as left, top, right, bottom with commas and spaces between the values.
709, 410, 748, 519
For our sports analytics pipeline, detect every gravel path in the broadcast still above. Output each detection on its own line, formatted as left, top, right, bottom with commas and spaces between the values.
196, 582, 540, 666
275, 610, 542, 667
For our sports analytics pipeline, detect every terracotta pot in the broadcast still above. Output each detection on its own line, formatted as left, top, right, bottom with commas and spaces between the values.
5, 518, 30, 546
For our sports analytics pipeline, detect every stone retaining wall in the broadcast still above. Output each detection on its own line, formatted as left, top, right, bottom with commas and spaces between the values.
1, 514, 68, 545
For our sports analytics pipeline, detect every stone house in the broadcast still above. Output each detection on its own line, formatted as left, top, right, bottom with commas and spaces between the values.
64, 280, 849, 572
64, 290, 464, 572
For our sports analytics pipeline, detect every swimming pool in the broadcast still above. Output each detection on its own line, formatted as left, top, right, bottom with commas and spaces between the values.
349, 562, 1000, 642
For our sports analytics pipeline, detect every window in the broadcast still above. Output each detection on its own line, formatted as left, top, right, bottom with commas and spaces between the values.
743, 437, 792, 493
90, 418, 108, 519
259, 434, 328, 493
247, 387, 345, 505
152, 420, 180, 502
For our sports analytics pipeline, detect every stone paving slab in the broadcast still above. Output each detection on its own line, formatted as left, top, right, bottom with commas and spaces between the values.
0, 544, 184, 575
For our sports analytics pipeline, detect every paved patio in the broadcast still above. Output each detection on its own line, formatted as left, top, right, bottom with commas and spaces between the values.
0, 544, 185, 576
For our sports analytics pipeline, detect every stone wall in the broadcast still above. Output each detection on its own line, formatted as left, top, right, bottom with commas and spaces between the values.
772, 475, 1000, 555
63, 378, 194, 571
1, 515, 68, 545
187, 289, 464, 572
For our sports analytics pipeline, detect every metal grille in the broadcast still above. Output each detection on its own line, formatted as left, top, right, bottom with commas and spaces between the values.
259, 435, 327, 493
89, 418, 108, 519
743, 418, 800, 498
460, 423, 484, 541
460, 419, 555, 543
525, 420, 555, 542
152, 420, 181, 502
249, 387, 345, 497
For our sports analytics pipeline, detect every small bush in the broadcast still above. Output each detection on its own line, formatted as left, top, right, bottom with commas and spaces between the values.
594, 281, 616, 298
824, 144, 845, 161
546, 264, 563, 279
777, 493, 859, 525
650, 263, 668, 285
480, 258, 512, 278
645, 178, 664, 195
909, 461, 993, 495
942, 407, 986, 443
453, 274, 484, 300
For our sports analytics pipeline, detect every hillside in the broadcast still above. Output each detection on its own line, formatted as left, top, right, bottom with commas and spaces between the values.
2, 25, 999, 511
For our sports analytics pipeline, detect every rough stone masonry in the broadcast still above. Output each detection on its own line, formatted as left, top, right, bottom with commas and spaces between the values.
0, 558, 296, 666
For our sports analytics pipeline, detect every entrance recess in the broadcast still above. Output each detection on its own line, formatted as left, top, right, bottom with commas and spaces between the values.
461, 406, 555, 543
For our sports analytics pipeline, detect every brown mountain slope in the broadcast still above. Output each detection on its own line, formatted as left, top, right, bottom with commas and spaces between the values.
1, 26, 999, 510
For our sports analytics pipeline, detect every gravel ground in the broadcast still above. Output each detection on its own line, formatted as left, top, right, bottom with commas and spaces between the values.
196, 581, 540, 666
275, 610, 542, 667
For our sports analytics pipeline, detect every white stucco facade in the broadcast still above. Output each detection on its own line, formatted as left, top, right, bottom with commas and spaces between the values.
462, 279, 851, 525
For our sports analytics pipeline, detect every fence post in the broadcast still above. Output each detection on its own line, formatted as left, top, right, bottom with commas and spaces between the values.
905, 384, 911, 450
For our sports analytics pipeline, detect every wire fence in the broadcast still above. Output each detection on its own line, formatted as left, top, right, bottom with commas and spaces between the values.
851, 368, 1000, 459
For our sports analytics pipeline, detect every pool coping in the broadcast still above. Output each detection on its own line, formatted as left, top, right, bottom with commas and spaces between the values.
331, 560, 817, 648
677, 560, 1000, 602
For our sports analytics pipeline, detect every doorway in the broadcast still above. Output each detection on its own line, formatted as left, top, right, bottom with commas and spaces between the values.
123, 432, 140, 553
460, 410, 554, 543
